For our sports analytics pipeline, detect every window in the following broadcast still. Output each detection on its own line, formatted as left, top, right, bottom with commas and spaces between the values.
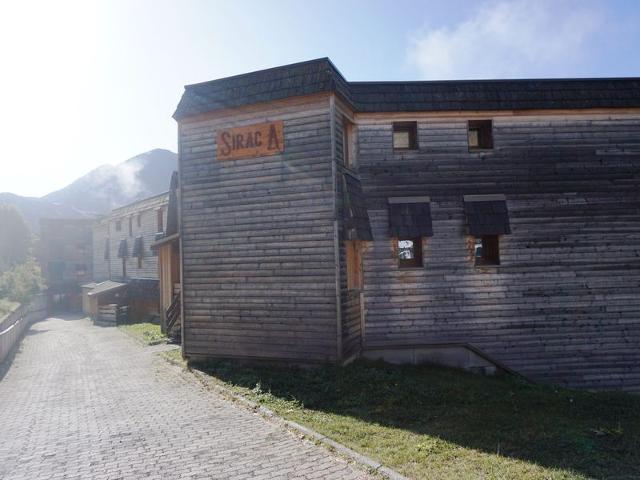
398, 237, 422, 268
468, 120, 493, 150
128, 217, 133, 236
137, 214, 142, 228
474, 235, 500, 266
345, 241, 363, 290
115, 220, 122, 232
157, 209, 164, 233
392, 122, 418, 150
137, 256, 143, 269
342, 117, 355, 168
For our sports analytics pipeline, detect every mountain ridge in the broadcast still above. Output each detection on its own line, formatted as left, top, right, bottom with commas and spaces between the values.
0, 148, 177, 231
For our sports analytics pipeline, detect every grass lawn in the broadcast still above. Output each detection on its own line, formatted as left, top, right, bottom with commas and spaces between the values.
0, 298, 20, 320
118, 322, 166, 345
180, 357, 639, 480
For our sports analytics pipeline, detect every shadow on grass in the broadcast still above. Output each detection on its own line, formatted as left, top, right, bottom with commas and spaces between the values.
190, 358, 640, 479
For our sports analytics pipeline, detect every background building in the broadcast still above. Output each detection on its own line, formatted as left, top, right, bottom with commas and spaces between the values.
38, 218, 93, 311
92, 192, 169, 321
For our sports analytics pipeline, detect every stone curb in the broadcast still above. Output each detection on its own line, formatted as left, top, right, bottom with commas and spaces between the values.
161, 351, 409, 480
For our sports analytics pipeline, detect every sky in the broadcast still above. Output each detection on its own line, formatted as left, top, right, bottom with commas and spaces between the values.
0, 0, 638, 197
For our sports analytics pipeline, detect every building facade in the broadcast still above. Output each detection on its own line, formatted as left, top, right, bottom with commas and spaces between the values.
39, 218, 94, 310
92, 192, 169, 321
173, 58, 640, 391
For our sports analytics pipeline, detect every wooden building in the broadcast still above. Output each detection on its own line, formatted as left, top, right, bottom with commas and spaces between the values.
173, 58, 640, 391
39, 218, 93, 311
91, 192, 169, 321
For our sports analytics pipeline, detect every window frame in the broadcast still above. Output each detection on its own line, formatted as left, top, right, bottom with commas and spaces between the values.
157, 209, 164, 233
397, 237, 423, 269
342, 116, 356, 168
474, 235, 500, 266
467, 120, 493, 151
392, 122, 418, 151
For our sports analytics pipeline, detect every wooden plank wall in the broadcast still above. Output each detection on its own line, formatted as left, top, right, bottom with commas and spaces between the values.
92, 194, 168, 282
178, 95, 339, 362
356, 113, 640, 391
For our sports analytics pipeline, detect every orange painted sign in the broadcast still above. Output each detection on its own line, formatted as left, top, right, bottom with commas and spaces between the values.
216, 121, 284, 160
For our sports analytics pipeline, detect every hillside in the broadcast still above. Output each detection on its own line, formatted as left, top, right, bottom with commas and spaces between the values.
0, 149, 177, 231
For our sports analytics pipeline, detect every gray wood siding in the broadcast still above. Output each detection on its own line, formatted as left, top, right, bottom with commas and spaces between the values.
357, 113, 640, 391
92, 194, 168, 282
335, 104, 363, 360
178, 96, 339, 362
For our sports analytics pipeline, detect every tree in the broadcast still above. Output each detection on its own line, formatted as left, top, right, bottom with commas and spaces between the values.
0, 204, 30, 271
0, 257, 44, 303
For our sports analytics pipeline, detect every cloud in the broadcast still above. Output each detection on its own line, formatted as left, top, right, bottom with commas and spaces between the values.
408, 1, 603, 79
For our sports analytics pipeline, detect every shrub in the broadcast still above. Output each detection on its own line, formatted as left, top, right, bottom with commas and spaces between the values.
0, 257, 45, 303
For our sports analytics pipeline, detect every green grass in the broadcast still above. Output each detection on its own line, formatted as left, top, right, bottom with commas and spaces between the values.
0, 298, 20, 320
186, 358, 640, 480
118, 322, 166, 345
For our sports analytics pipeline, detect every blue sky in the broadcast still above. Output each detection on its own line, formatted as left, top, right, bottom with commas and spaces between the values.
0, 0, 639, 197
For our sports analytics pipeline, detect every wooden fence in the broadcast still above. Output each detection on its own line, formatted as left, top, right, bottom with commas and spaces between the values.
0, 293, 48, 364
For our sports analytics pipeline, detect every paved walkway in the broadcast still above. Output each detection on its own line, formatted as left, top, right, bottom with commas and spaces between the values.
0, 316, 369, 479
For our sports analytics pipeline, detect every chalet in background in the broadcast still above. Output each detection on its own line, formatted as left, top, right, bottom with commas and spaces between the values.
87, 192, 169, 324
172, 58, 640, 392
39, 218, 93, 311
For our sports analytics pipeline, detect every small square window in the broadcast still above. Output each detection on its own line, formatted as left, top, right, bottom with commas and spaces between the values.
398, 237, 423, 268
474, 235, 500, 266
468, 120, 493, 150
115, 220, 122, 232
393, 122, 418, 150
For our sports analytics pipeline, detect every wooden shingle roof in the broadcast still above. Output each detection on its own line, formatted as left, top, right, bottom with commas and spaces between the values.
174, 58, 640, 119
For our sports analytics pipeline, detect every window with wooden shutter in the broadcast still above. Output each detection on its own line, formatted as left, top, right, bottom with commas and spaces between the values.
345, 241, 363, 290
464, 194, 509, 267
157, 209, 164, 233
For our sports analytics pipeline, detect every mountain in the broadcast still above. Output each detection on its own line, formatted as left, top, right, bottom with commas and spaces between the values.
0, 149, 177, 232
0, 192, 91, 231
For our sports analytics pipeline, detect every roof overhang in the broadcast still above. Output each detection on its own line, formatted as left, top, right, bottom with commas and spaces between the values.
151, 232, 180, 250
